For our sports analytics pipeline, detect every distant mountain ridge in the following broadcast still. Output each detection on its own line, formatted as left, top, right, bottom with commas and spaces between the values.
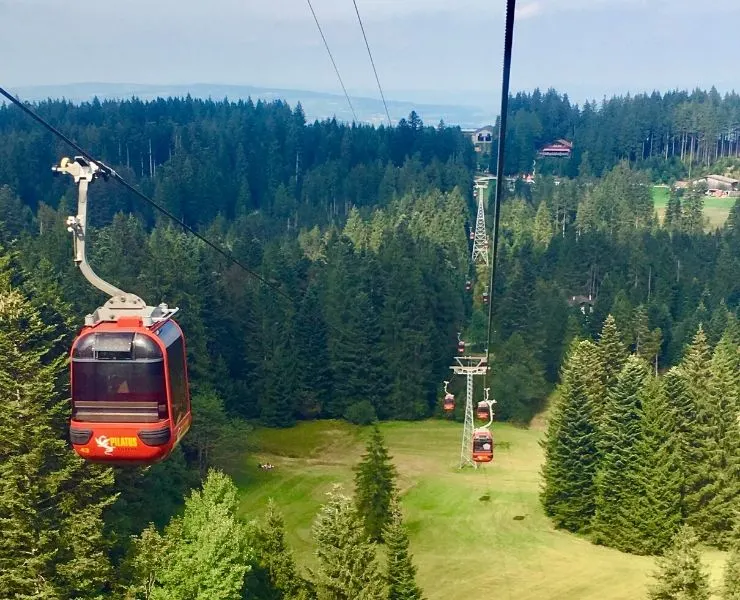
7, 82, 497, 128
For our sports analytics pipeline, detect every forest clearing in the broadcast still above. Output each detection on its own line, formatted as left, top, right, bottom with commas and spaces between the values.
652, 185, 734, 228
231, 419, 728, 600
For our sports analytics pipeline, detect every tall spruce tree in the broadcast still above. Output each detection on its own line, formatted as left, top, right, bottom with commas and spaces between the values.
311, 485, 385, 600
648, 525, 710, 600
631, 378, 683, 554
246, 499, 308, 600
540, 340, 599, 533
293, 282, 333, 419
680, 326, 737, 546
596, 315, 627, 416
0, 252, 115, 599
662, 367, 692, 516
354, 424, 399, 542
699, 330, 740, 548
592, 356, 650, 552
384, 499, 424, 600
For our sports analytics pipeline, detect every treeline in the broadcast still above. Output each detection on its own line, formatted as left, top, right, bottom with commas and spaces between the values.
541, 316, 739, 555
0, 97, 473, 230
490, 87, 740, 180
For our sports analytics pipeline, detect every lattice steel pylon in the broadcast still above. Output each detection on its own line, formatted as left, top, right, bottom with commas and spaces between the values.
471, 179, 490, 265
451, 355, 488, 469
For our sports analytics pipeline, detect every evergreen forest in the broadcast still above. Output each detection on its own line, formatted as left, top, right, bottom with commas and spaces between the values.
0, 88, 738, 598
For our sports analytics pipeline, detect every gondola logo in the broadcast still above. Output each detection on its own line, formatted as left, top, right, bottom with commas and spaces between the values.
95, 435, 138, 454
95, 436, 115, 455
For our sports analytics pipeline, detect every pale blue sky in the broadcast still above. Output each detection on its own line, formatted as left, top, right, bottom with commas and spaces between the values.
2, 0, 738, 107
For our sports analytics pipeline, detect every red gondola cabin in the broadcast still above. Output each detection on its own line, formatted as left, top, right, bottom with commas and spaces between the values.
465, 280, 472, 292
482, 291, 489, 304
469, 230, 475, 240
472, 429, 494, 463
457, 340, 465, 354
69, 316, 192, 465
443, 393, 455, 412
476, 401, 489, 420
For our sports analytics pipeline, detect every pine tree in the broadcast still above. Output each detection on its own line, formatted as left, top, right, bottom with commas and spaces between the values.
311, 485, 385, 600
354, 424, 399, 542
698, 330, 740, 548
127, 469, 252, 600
533, 199, 553, 248
0, 253, 115, 599
540, 340, 599, 533
664, 189, 683, 231
592, 356, 650, 552
631, 378, 683, 554
384, 499, 424, 600
663, 367, 693, 516
598, 314, 628, 377
293, 283, 333, 419
648, 525, 710, 600
681, 326, 738, 546
246, 499, 308, 600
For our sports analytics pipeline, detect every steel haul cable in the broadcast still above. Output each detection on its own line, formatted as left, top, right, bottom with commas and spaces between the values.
484, 0, 517, 388
351, 0, 392, 126
305, 0, 358, 123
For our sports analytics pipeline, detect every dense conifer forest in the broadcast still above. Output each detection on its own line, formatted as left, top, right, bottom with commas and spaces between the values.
0, 89, 738, 597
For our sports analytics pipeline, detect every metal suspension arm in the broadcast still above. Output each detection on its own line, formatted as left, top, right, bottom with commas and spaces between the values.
481, 388, 497, 430
53, 157, 126, 298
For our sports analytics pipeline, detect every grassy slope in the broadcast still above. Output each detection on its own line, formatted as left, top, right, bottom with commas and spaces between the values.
231, 419, 727, 599
652, 185, 733, 228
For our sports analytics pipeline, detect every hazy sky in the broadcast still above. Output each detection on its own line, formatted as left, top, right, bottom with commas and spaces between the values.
2, 0, 739, 107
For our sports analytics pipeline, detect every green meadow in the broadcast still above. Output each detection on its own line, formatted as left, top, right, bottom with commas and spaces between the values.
229, 419, 728, 599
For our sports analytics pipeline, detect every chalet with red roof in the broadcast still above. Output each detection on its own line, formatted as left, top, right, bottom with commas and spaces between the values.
538, 139, 573, 158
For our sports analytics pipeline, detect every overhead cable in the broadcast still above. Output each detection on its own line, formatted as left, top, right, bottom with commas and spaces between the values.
351, 0, 392, 126
305, 0, 359, 123
484, 0, 517, 386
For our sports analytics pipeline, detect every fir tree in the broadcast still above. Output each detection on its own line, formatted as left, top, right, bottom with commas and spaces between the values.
311, 485, 385, 600
0, 253, 115, 599
540, 340, 599, 533
246, 499, 308, 600
664, 190, 683, 232
698, 331, 740, 548
354, 424, 399, 542
596, 315, 627, 415
648, 525, 710, 600
384, 499, 424, 600
592, 356, 650, 552
662, 367, 692, 515
293, 282, 333, 419
533, 199, 553, 248
631, 378, 683, 554
681, 326, 738, 546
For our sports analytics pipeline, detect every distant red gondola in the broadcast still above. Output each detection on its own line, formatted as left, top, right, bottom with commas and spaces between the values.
469, 230, 475, 240
457, 340, 465, 354
476, 401, 489, 420
465, 280, 472, 292
482, 291, 489, 304
472, 429, 494, 463
443, 393, 455, 412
